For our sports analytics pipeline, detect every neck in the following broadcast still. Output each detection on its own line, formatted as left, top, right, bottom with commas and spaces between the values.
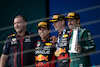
41, 35, 49, 40
76, 24, 81, 27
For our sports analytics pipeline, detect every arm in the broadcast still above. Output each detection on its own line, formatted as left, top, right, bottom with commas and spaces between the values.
0, 38, 10, 67
0, 54, 8, 67
75, 30, 96, 54
82, 30, 96, 51
80, 30, 96, 53
50, 36, 58, 42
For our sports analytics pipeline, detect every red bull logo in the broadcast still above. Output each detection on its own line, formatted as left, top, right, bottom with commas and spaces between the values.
59, 48, 66, 54
57, 53, 68, 60
35, 54, 48, 61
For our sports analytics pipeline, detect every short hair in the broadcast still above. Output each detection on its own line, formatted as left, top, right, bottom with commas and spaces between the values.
13, 15, 27, 22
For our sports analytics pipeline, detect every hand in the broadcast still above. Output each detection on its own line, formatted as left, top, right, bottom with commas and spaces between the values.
75, 43, 82, 53
50, 36, 58, 42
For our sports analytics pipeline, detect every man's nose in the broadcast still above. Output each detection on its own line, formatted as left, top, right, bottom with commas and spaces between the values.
41, 29, 44, 32
68, 21, 71, 25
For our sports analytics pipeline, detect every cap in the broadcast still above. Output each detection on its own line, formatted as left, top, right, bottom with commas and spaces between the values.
49, 13, 65, 22
65, 12, 80, 19
37, 22, 49, 29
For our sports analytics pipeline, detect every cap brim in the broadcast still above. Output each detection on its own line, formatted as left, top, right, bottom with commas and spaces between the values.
37, 25, 47, 28
65, 16, 74, 19
49, 19, 57, 22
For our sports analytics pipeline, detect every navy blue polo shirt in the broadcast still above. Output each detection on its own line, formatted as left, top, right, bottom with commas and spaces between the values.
3, 31, 39, 67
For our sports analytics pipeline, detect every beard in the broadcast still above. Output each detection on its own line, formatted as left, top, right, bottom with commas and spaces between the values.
15, 26, 25, 33
69, 25, 75, 29
16, 29, 23, 33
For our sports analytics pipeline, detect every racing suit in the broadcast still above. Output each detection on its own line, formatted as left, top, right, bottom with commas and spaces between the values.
56, 27, 71, 67
35, 38, 56, 67
69, 27, 96, 67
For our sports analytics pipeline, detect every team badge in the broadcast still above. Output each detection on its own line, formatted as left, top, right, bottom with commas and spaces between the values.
11, 38, 18, 45
12, 38, 17, 41
63, 34, 68, 38
35, 54, 48, 61
25, 38, 31, 42
37, 41, 40, 47
45, 43, 52, 46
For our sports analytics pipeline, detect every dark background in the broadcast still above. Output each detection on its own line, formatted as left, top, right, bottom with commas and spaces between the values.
0, 0, 47, 56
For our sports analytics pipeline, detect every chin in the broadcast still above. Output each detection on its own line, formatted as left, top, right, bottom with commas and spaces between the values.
69, 26, 73, 29
69, 27, 72, 29
16, 30, 19, 33
55, 28, 58, 31
41, 35, 44, 38
16, 30, 22, 33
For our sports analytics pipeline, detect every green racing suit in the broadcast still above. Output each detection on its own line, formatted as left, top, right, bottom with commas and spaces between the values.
69, 26, 96, 67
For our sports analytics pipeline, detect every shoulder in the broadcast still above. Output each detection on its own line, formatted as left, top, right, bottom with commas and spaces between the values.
35, 40, 41, 47
26, 31, 39, 38
7, 33, 16, 39
79, 27, 93, 37
79, 27, 91, 33
27, 32, 39, 38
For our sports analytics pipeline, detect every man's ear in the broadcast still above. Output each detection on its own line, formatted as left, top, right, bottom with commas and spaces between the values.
77, 19, 80, 24
48, 29, 50, 33
62, 20, 65, 25
25, 22, 27, 26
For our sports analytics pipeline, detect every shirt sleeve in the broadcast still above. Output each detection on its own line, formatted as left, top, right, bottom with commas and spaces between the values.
81, 30, 96, 53
2, 38, 10, 55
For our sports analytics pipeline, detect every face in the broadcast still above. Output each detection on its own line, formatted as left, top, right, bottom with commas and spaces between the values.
67, 18, 78, 29
52, 20, 64, 31
14, 17, 26, 33
38, 27, 50, 39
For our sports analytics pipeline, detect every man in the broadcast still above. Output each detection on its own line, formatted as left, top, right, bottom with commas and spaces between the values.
49, 13, 71, 67
65, 12, 96, 67
35, 21, 56, 67
0, 15, 38, 67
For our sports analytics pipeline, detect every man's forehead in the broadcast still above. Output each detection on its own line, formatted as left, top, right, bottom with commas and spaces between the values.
14, 17, 24, 22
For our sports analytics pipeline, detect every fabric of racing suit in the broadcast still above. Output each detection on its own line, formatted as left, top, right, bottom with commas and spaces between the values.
56, 27, 71, 67
69, 27, 96, 67
35, 38, 56, 67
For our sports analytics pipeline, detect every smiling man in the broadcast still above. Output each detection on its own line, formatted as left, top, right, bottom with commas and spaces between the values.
35, 21, 56, 67
0, 15, 37, 67
49, 13, 71, 67
65, 12, 96, 67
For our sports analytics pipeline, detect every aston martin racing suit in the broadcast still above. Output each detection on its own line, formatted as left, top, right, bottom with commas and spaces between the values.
69, 27, 96, 67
